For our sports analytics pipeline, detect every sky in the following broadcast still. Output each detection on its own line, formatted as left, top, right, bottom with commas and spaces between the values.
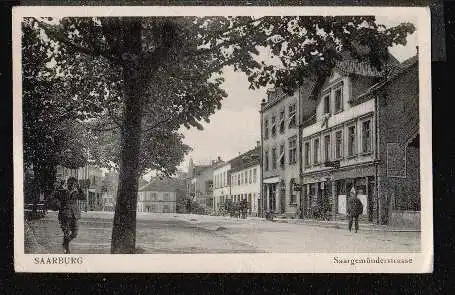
175, 15, 419, 174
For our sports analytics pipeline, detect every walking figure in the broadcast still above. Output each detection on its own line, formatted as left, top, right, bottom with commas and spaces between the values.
50, 177, 86, 253
347, 187, 363, 233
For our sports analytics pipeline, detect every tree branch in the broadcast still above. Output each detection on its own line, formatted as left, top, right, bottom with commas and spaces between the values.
33, 18, 121, 65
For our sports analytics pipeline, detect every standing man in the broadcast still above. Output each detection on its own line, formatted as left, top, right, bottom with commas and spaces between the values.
52, 177, 86, 253
347, 187, 364, 233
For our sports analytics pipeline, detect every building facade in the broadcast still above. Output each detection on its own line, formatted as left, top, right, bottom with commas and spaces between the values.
229, 145, 261, 216
137, 178, 178, 213
260, 87, 302, 217
300, 65, 381, 221
298, 53, 420, 228
187, 158, 220, 211
212, 161, 231, 212
373, 56, 420, 228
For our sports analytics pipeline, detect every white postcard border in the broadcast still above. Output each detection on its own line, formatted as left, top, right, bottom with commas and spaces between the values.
13, 5, 433, 273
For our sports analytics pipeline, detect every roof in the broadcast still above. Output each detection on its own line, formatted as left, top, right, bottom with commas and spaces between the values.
139, 177, 186, 193
229, 146, 261, 173
309, 51, 400, 101
355, 55, 418, 101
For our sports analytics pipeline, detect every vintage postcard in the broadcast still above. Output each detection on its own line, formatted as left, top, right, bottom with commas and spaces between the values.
13, 6, 432, 272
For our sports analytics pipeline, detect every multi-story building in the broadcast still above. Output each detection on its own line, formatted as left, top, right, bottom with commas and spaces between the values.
212, 160, 230, 212
229, 144, 261, 216
137, 178, 179, 213
260, 86, 304, 217
359, 55, 420, 228
299, 53, 414, 226
186, 158, 221, 210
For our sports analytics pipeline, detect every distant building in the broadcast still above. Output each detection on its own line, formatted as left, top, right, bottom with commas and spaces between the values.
137, 177, 180, 213
186, 158, 221, 211
100, 170, 119, 212
212, 160, 230, 212
229, 143, 261, 216
56, 163, 104, 211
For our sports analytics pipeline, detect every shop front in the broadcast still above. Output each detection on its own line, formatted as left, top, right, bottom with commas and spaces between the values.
301, 163, 378, 222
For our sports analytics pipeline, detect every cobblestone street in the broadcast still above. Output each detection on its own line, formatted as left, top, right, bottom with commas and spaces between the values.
25, 211, 421, 254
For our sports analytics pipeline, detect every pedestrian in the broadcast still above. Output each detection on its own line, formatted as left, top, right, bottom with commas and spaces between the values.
347, 187, 363, 233
50, 177, 86, 253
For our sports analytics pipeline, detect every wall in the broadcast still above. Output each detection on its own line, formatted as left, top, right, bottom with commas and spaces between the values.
377, 62, 420, 225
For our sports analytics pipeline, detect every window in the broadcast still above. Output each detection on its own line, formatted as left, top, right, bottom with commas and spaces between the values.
279, 144, 285, 169
264, 119, 269, 140
279, 109, 285, 133
249, 170, 252, 184
334, 88, 343, 112
271, 116, 276, 137
150, 204, 156, 211
288, 136, 297, 165
253, 168, 257, 183
288, 103, 296, 128
164, 193, 170, 201
324, 134, 331, 162
362, 120, 372, 153
231, 175, 234, 186
264, 150, 269, 171
304, 142, 311, 167
323, 94, 331, 114
223, 171, 226, 187
335, 130, 343, 159
313, 138, 320, 164
347, 125, 356, 157
237, 173, 240, 185
151, 193, 157, 201
272, 147, 277, 170
289, 178, 297, 204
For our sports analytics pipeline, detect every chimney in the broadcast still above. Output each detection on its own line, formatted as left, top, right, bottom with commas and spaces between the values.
416, 46, 419, 56
217, 156, 221, 161
256, 140, 260, 147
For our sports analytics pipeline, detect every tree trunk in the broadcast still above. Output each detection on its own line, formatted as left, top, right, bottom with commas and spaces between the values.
110, 19, 144, 254
110, 70, 143, 253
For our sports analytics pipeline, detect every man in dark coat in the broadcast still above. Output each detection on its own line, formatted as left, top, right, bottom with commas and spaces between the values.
51, 177, 86, 253
347, 187, 364, 233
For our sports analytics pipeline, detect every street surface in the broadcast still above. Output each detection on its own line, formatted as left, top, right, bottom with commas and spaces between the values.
26, 211, 420, 254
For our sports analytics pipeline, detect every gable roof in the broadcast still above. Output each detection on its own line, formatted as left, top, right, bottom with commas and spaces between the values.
139, 177, 185, 193
309, 51, 400, 100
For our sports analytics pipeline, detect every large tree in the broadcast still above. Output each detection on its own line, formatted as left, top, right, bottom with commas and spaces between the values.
32, 16, 414, 253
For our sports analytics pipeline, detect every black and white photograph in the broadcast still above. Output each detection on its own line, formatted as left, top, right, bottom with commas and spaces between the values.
13, 6, 432, 272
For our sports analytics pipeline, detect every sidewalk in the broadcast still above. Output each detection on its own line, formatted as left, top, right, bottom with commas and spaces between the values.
175, 213, 420, 232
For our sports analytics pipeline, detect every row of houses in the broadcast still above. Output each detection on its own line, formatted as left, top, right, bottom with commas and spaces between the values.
187, 51, 420, 228
260, 52, 420, 228
187, 144, 262, 216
